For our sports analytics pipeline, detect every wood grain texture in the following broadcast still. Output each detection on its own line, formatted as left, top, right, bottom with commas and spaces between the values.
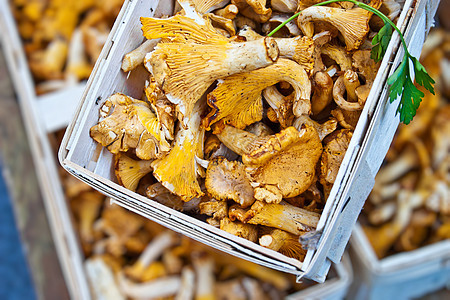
0, 48, 69, 300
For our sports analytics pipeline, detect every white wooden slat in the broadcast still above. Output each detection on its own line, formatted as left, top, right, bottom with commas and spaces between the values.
37, 82, 86, 133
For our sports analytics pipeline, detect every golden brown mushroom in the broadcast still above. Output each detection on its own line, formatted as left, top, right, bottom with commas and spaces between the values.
252, 126, 323, 203
151, 101, 206, 201
232, 0, 272, 23
259, 229, 306, 261
296, 2, 381, 51
319, 129, 353, 198
311, 71, 334, 115
244, 201, 320, 235
146, 36, 278, 122
220, 217, 259, 242
114, 153, 153, 192
203, 59, 310, 130
205, 157, 255, 207
262, 86, 295, 128
90, 93, 169, 160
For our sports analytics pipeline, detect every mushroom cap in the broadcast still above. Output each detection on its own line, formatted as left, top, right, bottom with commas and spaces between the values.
89, 93, 166, 160
141, 15, 228, 45
204, 59, 310, 130
252, 126, 323, 201
220, 217, 259, 242
146, 37, 279, 122
205, 157, 255, 207
296, 6, 373, 51
320, 129, 353, 198
114, 153, 153, 192
352, 50, 381, 83
151, 101, 206, 202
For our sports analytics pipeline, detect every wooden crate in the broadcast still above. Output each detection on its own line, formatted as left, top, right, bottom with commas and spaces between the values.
349, 224, 450, 299
0, 2, 355, 298
58, 0, 440, 282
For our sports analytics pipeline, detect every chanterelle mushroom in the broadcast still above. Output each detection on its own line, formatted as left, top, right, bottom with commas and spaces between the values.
351, 50, 381, 104
216, 125, 307, 168
146, 36, 278, 122
203, 58, 311, 130
232, 0, 272, 23
296, 1, 382, 51
320, 129, 353, 198
252, 126, 323, 203
179, 0, 230, 14
89, 93, 169, 160
151, 101, 206, 201
243, 201, 320, 235
114, 153, 153, 192
205, 157, 255, 208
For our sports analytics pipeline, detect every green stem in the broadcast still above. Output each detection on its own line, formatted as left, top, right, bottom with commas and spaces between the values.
267, 0, 410, 57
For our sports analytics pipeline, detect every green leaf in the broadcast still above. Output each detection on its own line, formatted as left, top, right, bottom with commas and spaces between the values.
387, 57, 408, 103
397, 76, 424, 124
371, 23, 393, 63
411, 57, 435, 95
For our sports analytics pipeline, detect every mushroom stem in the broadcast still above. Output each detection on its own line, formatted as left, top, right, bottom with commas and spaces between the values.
122, 39, 160, 72
118, 273, 181, 299
311, 71, 333, 115
175, 267, 196, 300
114, 154, 153, 192
293, 115, 337, 141
343, 70, 360, 103
246, 201, 320, 235
376, 146, 419, 184
215, 4, 239, 19
220, 217, 258, 242
128, 232, 178, 276
333, 76, 364, 111
192, 252, 216, 300
85, 257, 125, 300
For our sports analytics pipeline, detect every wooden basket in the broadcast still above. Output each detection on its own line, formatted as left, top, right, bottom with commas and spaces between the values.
58, 0, 440, 282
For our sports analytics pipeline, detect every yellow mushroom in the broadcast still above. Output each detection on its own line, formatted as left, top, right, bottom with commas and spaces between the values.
203, 59, 310, 130
271, 0, 297, 13
262, 86, 295, 128
232, 0, 272, 23
220, 217, 259, 242
215, 4, 239, 19
114, 153, 153, 192
122, 39, 160, 72
319, 129, 353, 199
146, 36, 278, 122
90, 93, 170, 160
333, 72, 364, 111
320, 43, 353, 72
206, 12, 237, 35
296, 2, 381, 51
259, 229, 306, 261
205, 157, 255, 207
252, 126, 323, 202
199, 199, 229, 227
293, 115, 337, 141
145, 183, 185, 211
352, 50, 381, 105
192, 251, 216, 300
244, 201, 320, 235
151, 101, 206, 201
311, 71, 334, 115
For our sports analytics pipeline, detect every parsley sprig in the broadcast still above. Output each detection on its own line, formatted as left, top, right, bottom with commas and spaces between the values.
268, 0, 435, 124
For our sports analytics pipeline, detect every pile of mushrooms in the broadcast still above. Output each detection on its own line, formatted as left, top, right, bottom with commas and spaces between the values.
11, 0, 122, 94
361, 28, 450, 259
90, 0, 402, 260
60, 166, 319, 299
